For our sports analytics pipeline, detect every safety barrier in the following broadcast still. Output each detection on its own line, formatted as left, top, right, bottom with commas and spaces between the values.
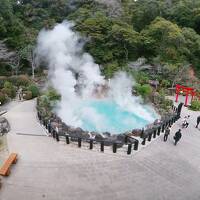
37, 105, 179, 155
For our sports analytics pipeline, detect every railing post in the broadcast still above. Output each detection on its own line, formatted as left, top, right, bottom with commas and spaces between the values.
157, 126, 161, 136
153, 129, 157, 138
43, 119, 46, 127
78, 138, 81, 148
148, 132, 152, 142
52, 130, 55, 138
140, 128, 144, 138
134, 140, 139, 150
124, 135, 128, 144
48, 122, 51, 133
65, 134, 70, 144
173, 116, 176, 123
161, 123, 165, 133
89, 139, 93, 150
38, 112, 41, 121
141, 137, 146, 145
55, 132, 59, 142
45, 121, 48, 129
127, 144, 132, 155
100, 141, 104, 152
113, 143, 117, 153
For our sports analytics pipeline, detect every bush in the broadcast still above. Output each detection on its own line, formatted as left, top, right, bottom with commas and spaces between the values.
2, 88, 12, 98
23, 91, 32, 100
2, 81, 16, 98
190, 100, 200, 111
161, 79, 170, 88
0, 76, 7, 89
0, 63, 12, 76
4, 81, 13, 89
46, 88, 61, 101
0, 92, 6, 104
135, 84, 152, 98
28, 84, 39, 98
16, 75, 30, 86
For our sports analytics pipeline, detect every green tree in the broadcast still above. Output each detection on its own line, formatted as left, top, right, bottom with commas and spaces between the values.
141, 17, 185, 64
19, 44, 37, 79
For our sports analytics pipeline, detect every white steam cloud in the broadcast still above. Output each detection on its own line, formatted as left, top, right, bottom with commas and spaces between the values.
36, 21, 158, 133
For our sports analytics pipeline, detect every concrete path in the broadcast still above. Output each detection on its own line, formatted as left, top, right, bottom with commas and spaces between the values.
0, 99, 200, 200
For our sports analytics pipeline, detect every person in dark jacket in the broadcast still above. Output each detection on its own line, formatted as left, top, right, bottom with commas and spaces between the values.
164, 126, 171, 142
196, 116, 200, 128
174, 129, 182, 145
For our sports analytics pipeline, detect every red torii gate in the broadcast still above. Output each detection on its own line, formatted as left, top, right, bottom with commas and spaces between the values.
175, 84, 200, 106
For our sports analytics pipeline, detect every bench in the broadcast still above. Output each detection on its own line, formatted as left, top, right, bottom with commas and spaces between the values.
0, 153, 18, 176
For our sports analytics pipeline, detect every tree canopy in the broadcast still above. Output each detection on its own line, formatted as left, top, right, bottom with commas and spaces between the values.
0, 0, 200, 78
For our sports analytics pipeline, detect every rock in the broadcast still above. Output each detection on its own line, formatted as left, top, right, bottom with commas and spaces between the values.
128, 57, 147, 70
0, 117, 10, 135
116, 134, 125, 142
102, 132, 111, 138
68, 127, 90, 140
153, 119, 161, 125
95, 134, 104, 142
131, 129, 142, 137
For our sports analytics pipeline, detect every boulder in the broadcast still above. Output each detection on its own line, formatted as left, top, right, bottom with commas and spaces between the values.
131, 129, 142, 137
116, 134, 125, 142
95, 133, 104, 142
0, 117, 10, 135
68, 127, 90, 140
102, 132, 111, 138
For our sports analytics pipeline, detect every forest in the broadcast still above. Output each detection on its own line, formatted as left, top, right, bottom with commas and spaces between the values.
0, 0, 200, 87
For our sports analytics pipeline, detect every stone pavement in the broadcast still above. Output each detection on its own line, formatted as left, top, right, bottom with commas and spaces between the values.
0, 99, 200, 200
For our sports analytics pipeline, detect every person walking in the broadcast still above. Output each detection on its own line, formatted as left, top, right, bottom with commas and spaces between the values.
196, 116, 200, 128
18, 87, 23, 101
182, 116, 189, 128
174, 129, 182, 145
164, 126, 171, 142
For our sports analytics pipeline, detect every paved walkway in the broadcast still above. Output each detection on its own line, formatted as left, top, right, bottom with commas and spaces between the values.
0, 99, 200, 200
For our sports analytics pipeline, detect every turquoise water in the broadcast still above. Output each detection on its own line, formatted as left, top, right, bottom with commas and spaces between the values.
80, 100, 157, 134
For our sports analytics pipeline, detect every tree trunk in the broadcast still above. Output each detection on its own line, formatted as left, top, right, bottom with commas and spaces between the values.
31, 50, 36, 79
31, 61, 35, 79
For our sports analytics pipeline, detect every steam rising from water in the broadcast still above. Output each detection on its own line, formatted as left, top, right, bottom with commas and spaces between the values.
36, 21, 158, 134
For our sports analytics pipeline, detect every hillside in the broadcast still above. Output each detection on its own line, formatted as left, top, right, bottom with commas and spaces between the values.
0, 0, 200, 88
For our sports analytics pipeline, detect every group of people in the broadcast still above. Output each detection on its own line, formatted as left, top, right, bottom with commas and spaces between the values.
163, 126, 182, 145
163, 115, 200, 146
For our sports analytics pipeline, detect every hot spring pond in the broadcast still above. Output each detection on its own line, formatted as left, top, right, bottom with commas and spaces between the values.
78, 100, 158, 134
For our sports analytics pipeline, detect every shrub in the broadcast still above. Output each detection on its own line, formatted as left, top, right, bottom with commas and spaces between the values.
7, 76, 18, 86
0, 63, 12, 76
23, 91, 32, 100
0, 92, 6, 104
190, 100, 200, 111
0, 76, 7, 89
2, 81, 16, 98
2, 88, 12, 98
28, 84, 39, 98
16, 75, 30, 86
161, 79, 170, 88
46, 88, 61, 101
4, 81, 13, 89
135, 84, 152, 98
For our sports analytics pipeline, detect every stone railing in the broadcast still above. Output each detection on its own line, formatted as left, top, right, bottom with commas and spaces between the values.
36, 103, 179, 155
